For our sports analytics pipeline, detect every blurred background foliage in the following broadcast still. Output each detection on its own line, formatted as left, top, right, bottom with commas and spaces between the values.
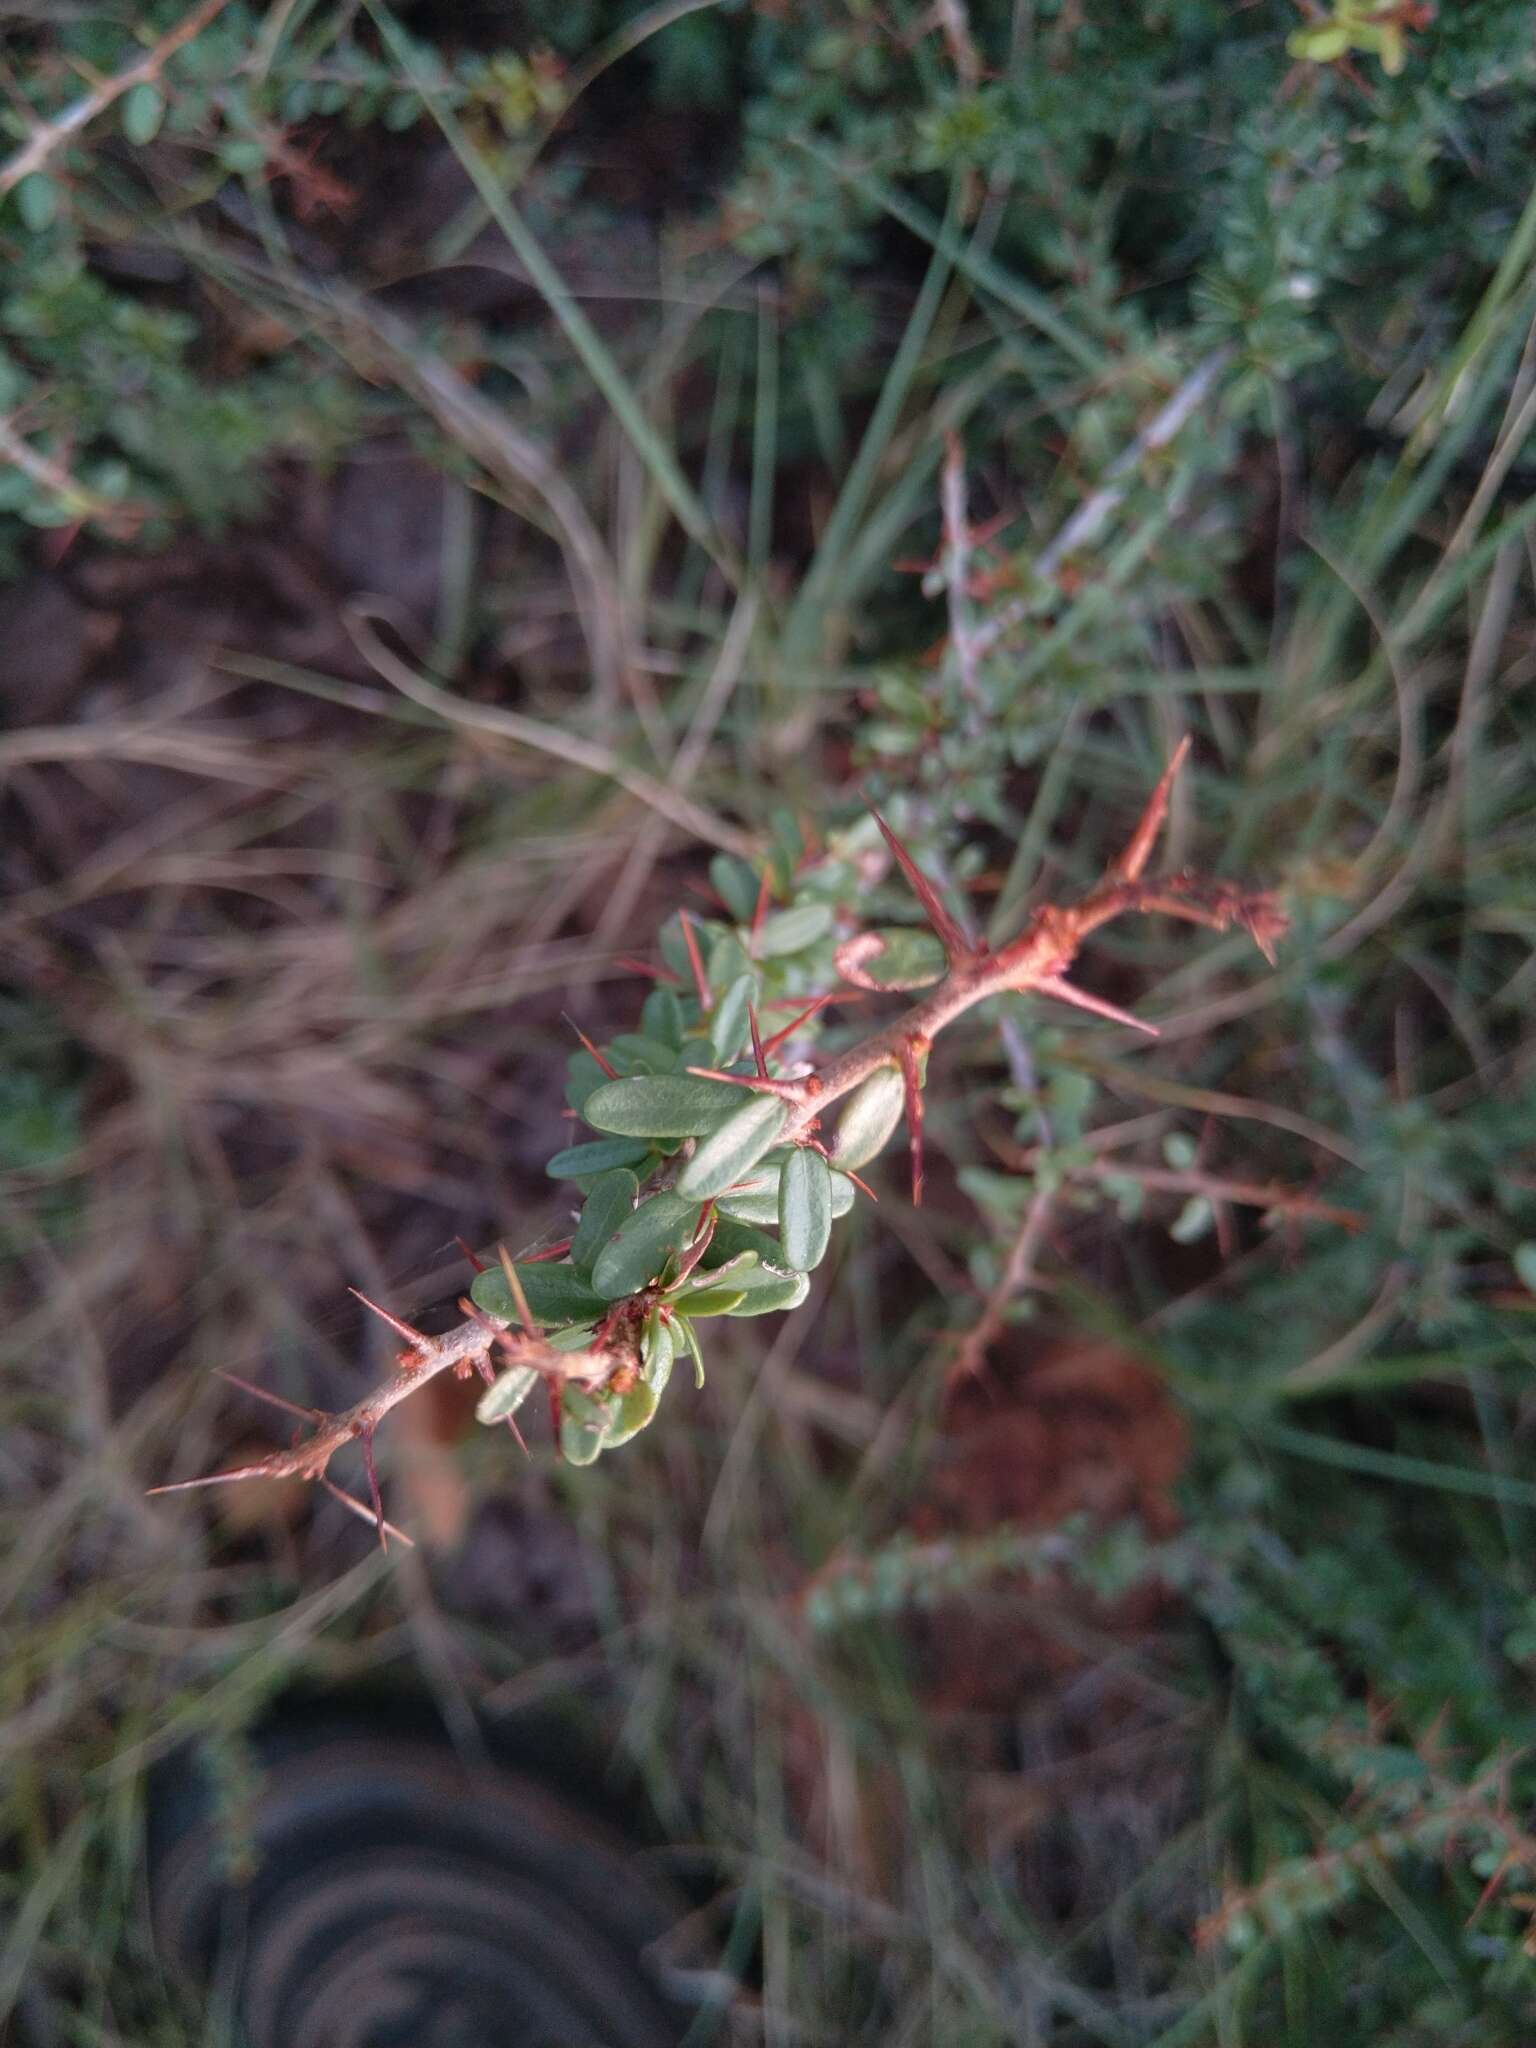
3, 1, 1536, 2042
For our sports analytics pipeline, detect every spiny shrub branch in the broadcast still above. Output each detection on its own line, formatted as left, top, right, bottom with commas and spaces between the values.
151, 746, 1285, 1542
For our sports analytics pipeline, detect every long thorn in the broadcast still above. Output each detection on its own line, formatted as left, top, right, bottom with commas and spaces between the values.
454, 1235, 488, 1273
867, 804, 973, 963
1034, 974, 1160, 1035
1111, 737, 1191, 883
679, 910, 711, 1009
761, 992, 842, 1055
349, 1288, 432, 1353
497, 1243, 540, 1338
750, 862, 774, 941
684, 1064, 806, 1098
319, 1475, 416, 1548
147, 1462, 279, 1495
519, 1237, 573, 1264
565, 1016, 618, 1079
748, 1001, 769, 1078
214, 1370, 324, 1424
358, 1422, 387, 1551
899, 1037, 927, 1207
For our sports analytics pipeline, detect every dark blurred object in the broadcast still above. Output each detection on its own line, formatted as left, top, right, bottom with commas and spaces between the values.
148, 1702, 695, 2048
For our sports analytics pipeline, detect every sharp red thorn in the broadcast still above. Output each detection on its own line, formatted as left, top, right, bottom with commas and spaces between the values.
1034, 974, 1160, 1035
349, 1288, 432, 1352
671, 1205, 718, 1286
548, 1380, 565, 1455
1112, 737, 1192, 883
214, 1370, 324, 1424
616, 955, 682, 983
899, 1037, 927, 1207
318, 1475, 416, 1548
519, 1237, 573, 1264
565, 1016, 618, 1079
678, 911, 711, 1009
867, 803, 973, 963
684, 1064, 804, 1098
358, 1422, 387, 1551
748, 1001, 769, 1079
146, 1463, 277, 1495
497, 1243, 540, 1338
454, 1235, 488, 1274
749, 863, 774, 941
842, 1167, 880, 1204
761, 993, 840, 1055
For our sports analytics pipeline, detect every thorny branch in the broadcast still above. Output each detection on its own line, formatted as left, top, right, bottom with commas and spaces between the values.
0, 0, 236, 199
150, 745, 1285, 1543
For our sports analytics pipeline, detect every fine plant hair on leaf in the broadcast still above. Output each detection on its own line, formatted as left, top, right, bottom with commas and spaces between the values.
149, 747, 1285, 1529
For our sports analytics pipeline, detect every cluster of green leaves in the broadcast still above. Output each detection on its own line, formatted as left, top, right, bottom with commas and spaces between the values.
468, 826, 920, 1462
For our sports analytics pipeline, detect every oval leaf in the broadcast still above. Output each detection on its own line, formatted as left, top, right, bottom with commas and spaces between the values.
546, 1137, 653, 1180
569, 1169, 638, 1272
561, 1386, 609, 1465
640, 987, 685, 1049
725, 1270, 810, 1316
676, 1093, 788, 1201
601, 1379, 660, 1448
584, 1073, 744, 1139
641, 1306, 674, 1393
471, 1263, 605, 1328
780, 1147, 833, 1271
703, 1217, 784, 1270
843, 926, 947, 990
673, 1286, 747, 1318
755, 902, 833, 958
831, 1064, 905, 1170
121, 83, 165, 146
709, 972, 757, 1065
591, 1192, 698, 1300
476, 1364, 539, 1425
709, 852, 762, 924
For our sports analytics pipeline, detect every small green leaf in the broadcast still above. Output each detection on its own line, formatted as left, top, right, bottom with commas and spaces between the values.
471, 1263, 606, 1327
724, 1270, 809, 1316
709, 853, 762, 924
16, 175, 58, 233
591, 1192, 698, 1299
831, 1065, 905, 1170
546, 1137, 652, 1180
755, 903, 833, 957
1170, 1195, 1213, 1243
584, 1074, 745, 1138
476, 1364, 539, 1425
1163, 1132, 1197, 1170
609, 1032, 679, 1074
674, 1285, 747, 1318
780, 1147, 833, 1271
675, 1312, 707, 1386
1514, 1243, 1536, 1294
121, 83, 165, 145
569, 1169, 638, 1272
640, 987, 685, 1048
676, 1093, 788, 1200
703, 1218, 785, 1269
709, 973, 757, 1065
641, 1306, 674, 1392
561, 1386, 609, 1464
601, 1379, 659, 1448
707, 930, 752, 991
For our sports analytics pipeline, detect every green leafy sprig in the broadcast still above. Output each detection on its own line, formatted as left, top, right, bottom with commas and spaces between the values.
150, 747, 1283, 1535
